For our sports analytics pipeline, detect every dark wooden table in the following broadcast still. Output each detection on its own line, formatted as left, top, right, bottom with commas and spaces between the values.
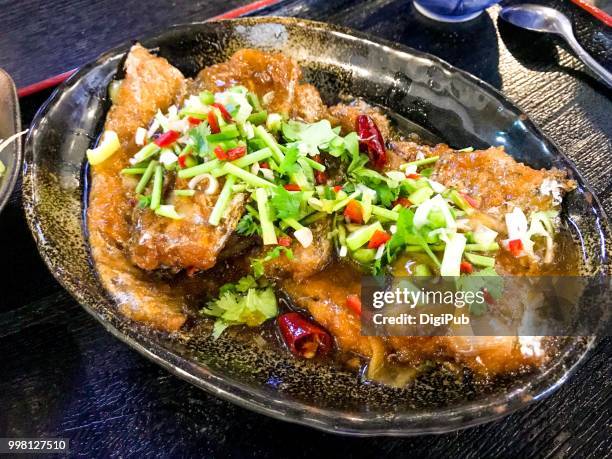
1, 0, 610, 457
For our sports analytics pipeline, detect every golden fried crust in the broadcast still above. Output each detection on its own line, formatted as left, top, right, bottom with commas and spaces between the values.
263, 218, 333, 281
129, 191, 246, 272
196, 49, 301, 115
88, 44, 188, 331
432, 146, 575, 214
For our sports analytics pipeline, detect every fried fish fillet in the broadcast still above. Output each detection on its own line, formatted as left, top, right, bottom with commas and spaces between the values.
88, 44, 188, 331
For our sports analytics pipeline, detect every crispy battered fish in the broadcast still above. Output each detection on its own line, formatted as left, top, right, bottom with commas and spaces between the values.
129, 190, 246, 272
432, 146, 575, 214
196, 49, 328, 121
263, 218, 333, 281
88, 44, 188, 331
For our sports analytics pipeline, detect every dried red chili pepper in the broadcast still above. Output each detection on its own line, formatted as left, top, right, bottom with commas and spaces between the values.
277, 312, 332, 359
207, 111, 220, 134
211, 103, 233, 122
226, 146, 246, 161
356, 114, 387, 169
154, 130, 180, 147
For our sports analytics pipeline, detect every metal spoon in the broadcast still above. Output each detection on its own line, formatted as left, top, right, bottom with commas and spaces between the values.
500, 4, 612, 88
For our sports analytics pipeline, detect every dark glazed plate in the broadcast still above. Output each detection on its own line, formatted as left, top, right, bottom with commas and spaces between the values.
23, 17, 610, 435
0, 69, 22, 213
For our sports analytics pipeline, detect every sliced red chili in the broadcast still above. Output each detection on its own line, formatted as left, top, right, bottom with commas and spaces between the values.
207, 111, 220, 134
333, 185, 343, 193
211, 103, 233, 122
315, 170, 327, 184
214, 145, 228, 160
461, 192, 479, 209
393, 197, 412, 208
260, 162, 270, 169
482, 288, 496, 305
345, 294, 362, 317
284, 184, 301, 191
226, 146, 246, 161
406, 173, 421, 180
154, 130, 180, 147
344, 200, 363, 224
188, 116, 203, 125
278, 236, 292, 247
460, 261, 473, 274
356, 114, 387, 169
178, 155, 188, 169
508, 239, 523, 257
311, 155, 327, 184
277, 312, 332, 359
368, 230, 391, 249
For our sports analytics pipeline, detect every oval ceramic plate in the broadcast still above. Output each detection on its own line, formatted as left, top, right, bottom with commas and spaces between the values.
23, 17, 610, 435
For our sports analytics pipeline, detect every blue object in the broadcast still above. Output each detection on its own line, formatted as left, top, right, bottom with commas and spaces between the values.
413, 0, 501, 21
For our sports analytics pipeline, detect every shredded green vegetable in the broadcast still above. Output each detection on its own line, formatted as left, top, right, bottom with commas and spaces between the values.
115, 82, 513, 287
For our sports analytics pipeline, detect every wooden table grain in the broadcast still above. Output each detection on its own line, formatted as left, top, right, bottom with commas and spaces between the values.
0, 0, 610, 457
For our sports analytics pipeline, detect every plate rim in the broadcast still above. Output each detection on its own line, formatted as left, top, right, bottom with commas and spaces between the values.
0, 68, 22, 214
21, 16, 610, 436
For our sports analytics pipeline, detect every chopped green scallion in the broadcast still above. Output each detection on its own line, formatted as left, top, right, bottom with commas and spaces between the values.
121, 167, 147, 175
254, 125, 284, 163
199, 90, 215, 105
247, 110, 268, 125
400, 155, 439, 169
174, 189, 196, 197
222, 162, 275, 188
135, 160, 158, 194
255, 188, 277, 245
177, 159, 221, 179
209, 175, 235, 226
149, 164, 164, 210
464, 252, 496, 267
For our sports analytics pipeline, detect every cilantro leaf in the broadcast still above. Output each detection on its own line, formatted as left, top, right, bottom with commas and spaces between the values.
387, 208, 440, 267
370, 180, 399, 208
455, 267, 503, 316
236, 213, 260, 236
282, 120, 336, 147
278, 145, 299, 176
201, 275, 279, 339
137, 194, 151, 208
250, 246, 294, 278
189, 123, 211, 157
236, 275, 258, 293
270, 186, 302, 220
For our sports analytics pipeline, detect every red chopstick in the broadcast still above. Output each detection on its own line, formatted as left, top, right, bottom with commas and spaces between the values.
570, 0, 612, 27
17, 0, 282, 98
